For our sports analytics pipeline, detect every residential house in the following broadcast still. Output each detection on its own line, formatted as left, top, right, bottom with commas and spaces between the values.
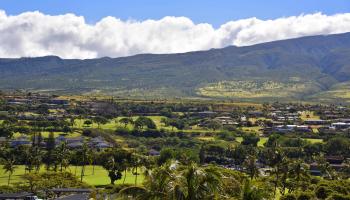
214, 116, 238, 126
10, 136, 31, 147
89, 136, 111, 149
310, 156, 347, 176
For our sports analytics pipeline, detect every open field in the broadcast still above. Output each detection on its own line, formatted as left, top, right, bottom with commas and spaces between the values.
73, 116, 220, 133
305, 138, 324, 144
13, 131, 82, 139
235, 136, 268, 147
74, 116, 170, 131
0, 165, 144, 186
300, 111, 320, 121
241, 126, 263, 134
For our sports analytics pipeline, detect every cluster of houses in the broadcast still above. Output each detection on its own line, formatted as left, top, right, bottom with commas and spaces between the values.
310, 156, 350, 176
188, 103, 350, 137
1, 93, 350, 178
0, 93, 70, 120
0, 135, 112, 150
5, 93, 348, 136
6, 94, 69, 107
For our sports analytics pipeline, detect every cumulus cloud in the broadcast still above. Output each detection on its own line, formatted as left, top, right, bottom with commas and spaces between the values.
0, 10, 350, 59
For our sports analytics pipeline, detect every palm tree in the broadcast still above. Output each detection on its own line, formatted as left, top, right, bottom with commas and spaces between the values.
23, 147, 35, 173
119, 161, 223, 200
2, 155, 17, 185
78, 143, 89, 182
172, 163, 223, 200
45, 132, 56, 171
267, 147, 286, 196
243, 155, 259, 180
131, 154, 143, 186
119, 162, 175, 199
241, 181, 266, 200
288, 159, 310, 192
29, 146, 43, 172
122, 158, 129, 184
278, 158, 290, 196
54, 142, 70, 172
87, 148, 96, 175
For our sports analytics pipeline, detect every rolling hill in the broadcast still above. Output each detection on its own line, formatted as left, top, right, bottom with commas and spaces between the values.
1, 32, 350, 102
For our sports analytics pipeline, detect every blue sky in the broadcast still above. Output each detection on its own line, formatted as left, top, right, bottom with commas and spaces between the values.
0, 0, 349, 26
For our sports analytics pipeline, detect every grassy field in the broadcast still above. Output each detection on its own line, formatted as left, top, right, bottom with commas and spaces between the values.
13, 131, 82, 139
73, 116, 218, 133
235, 136, 268, 147
0, 165, 144, 186
300, 111, 320, 121
241, 126, 263, 134
305, 138, 324, 144
74, 116, 170, 131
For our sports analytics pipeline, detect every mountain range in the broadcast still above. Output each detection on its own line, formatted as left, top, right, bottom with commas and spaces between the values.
1, 32, 350, 103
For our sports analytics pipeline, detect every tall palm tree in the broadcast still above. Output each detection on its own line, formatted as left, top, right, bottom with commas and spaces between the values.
243, 155, 259, 180
131, 154, 143, 186
288, 159, 310, 192
122, 158, 129, 184
45, 132, 56, 171
23, 147, 35, 173
278, 158, 290, 196
2, 154, 17, 185
78, 143, 89, 182
30, 146, 43, 172
266, 147, 286, 196
87, 148, 96, 175
55, 142, 70, 172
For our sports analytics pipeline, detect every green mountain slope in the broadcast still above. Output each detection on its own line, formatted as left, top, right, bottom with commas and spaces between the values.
1, 32, 350, 102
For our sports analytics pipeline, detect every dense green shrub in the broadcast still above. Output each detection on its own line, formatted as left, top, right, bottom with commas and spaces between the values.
281, 194, 297, 200
297, 191, 316, 200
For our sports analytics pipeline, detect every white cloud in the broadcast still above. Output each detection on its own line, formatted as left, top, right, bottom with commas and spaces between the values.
0, 11, 350, 59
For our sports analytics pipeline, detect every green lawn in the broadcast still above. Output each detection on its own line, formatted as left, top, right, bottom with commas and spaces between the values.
241, 126, 263, 134
73, 119, 118, 130
235, 137, 268, 147
73, 116, 216, 133
300, 111, 320, 121
305, 138, 324, 144
74, 117, 167, 130
13, 131, 82, 139
0, 165, 144, 186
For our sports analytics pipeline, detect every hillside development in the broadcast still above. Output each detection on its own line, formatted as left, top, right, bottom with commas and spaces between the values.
0, 92, 349, 199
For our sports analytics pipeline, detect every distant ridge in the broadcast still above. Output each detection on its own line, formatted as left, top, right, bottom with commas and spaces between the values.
1, 32, 350, 103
